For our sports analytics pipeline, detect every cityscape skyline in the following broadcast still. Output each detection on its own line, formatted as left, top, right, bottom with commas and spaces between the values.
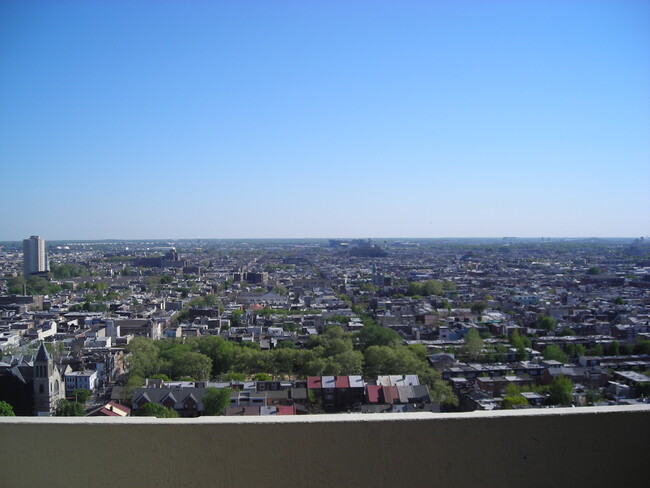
1, 1, 648, 241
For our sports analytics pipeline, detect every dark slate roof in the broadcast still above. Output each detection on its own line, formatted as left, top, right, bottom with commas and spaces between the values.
35, 342, 50, 363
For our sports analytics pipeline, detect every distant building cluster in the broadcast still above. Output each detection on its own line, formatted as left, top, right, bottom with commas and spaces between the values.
0, 236, 649, 417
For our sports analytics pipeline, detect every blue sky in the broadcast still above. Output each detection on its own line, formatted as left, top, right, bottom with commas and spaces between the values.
1, 0, 648, 240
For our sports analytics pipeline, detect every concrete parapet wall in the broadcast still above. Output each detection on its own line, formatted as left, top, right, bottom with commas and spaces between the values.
1, 405, 648, 488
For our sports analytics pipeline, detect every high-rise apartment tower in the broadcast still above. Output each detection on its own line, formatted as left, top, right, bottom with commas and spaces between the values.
23, 235, 49, 277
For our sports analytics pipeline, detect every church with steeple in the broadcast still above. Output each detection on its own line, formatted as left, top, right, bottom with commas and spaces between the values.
32, 342, 63, 416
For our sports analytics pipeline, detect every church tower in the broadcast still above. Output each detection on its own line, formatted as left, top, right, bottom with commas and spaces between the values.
33, 342, 62, 416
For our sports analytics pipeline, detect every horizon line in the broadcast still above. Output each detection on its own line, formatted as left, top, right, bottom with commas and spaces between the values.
1, 236, 648, 243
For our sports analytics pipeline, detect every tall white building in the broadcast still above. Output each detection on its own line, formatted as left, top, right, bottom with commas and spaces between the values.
23, 235, 49, 277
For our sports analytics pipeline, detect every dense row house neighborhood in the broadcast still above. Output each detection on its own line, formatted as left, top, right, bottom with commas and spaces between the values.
0, 237, 649, 417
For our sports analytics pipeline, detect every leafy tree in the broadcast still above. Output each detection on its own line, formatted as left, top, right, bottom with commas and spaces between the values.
159, 274, 174, 285
587, 267, 600, 275
307, 327, 353, 356
276, 340, 296, 349
125, 337, 163, 378
418, 368, 458, 407
189, 294, 221, 309
494, 343, 507, 362
423, 280, 443, 296
635, 340, 650, 355
564, 343, 576, 357
231, 309, 243, 325
510, 330, 527, 361
149, 374, 171, 381
621, 344, 635, 355
502, 395, 529, 409
7, 276, 27, 294
50, 263, 88, 279
136, 402, 179, 418
356, 324, 400, 349
218, 372, 245, 381
198, 336, 236, 377
230, 347, 269, 375
548, 375, 573, 405
0, 401, 15, 416
544, 344, 568, 364
171, 351, 212, 381
269, 348, 303, 377
73, 389, 91, 404
537, 315, 557, 331
359, 283, 378, 293
117, 375, 145, 404
609, 341, 620, 356
333, 350, 364, 375
363, 345, 422, 378
443, 281, 456, 292
589, 344, 604, 356
470, 302, 488, 316
203, 388, 231, 416
462, 329, 484, 362
407, 343, 429, 361
8, 276, 60, 296
55, 399, 85, 416
407, 280, 444, 297
273, 285, 288, 295
557, 328, 574, 337
406, 282, 424, 296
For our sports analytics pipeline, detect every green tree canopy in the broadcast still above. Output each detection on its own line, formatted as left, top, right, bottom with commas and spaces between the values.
0, 401, 15, 416
537, 315, 557, 331
462, 329, 484, 362
7, 276, 61, 296
203, 388, 231, 416
136, 402, 179, 418
406, 280, 444, 297
544, 344, 568, 364
125, 337, 163, 378
502, 395, 529, 409
356, 324, 401, 349
55, 399, 85, 416
510, 330, 528, 361
73, 389, 91, 404
548, 375, 573, 406
470, 302, 488, 316
50, 263, 88, 279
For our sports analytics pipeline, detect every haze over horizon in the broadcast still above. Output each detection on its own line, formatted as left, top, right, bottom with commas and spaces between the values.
1, 1, 648, 241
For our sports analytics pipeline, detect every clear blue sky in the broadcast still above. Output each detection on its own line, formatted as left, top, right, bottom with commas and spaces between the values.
1, 0, 648, 240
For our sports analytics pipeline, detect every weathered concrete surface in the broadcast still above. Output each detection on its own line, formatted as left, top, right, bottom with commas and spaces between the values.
1, 406, 648, 488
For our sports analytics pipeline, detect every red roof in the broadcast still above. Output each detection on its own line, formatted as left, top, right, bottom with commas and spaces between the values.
335, 376, 350, 388
106, 401, 130, 414
98, 408, 121, 416
382, 386, 399, 404
307, 376, 322, 389
277, 406, 296, 415
367, 385, 381, 403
